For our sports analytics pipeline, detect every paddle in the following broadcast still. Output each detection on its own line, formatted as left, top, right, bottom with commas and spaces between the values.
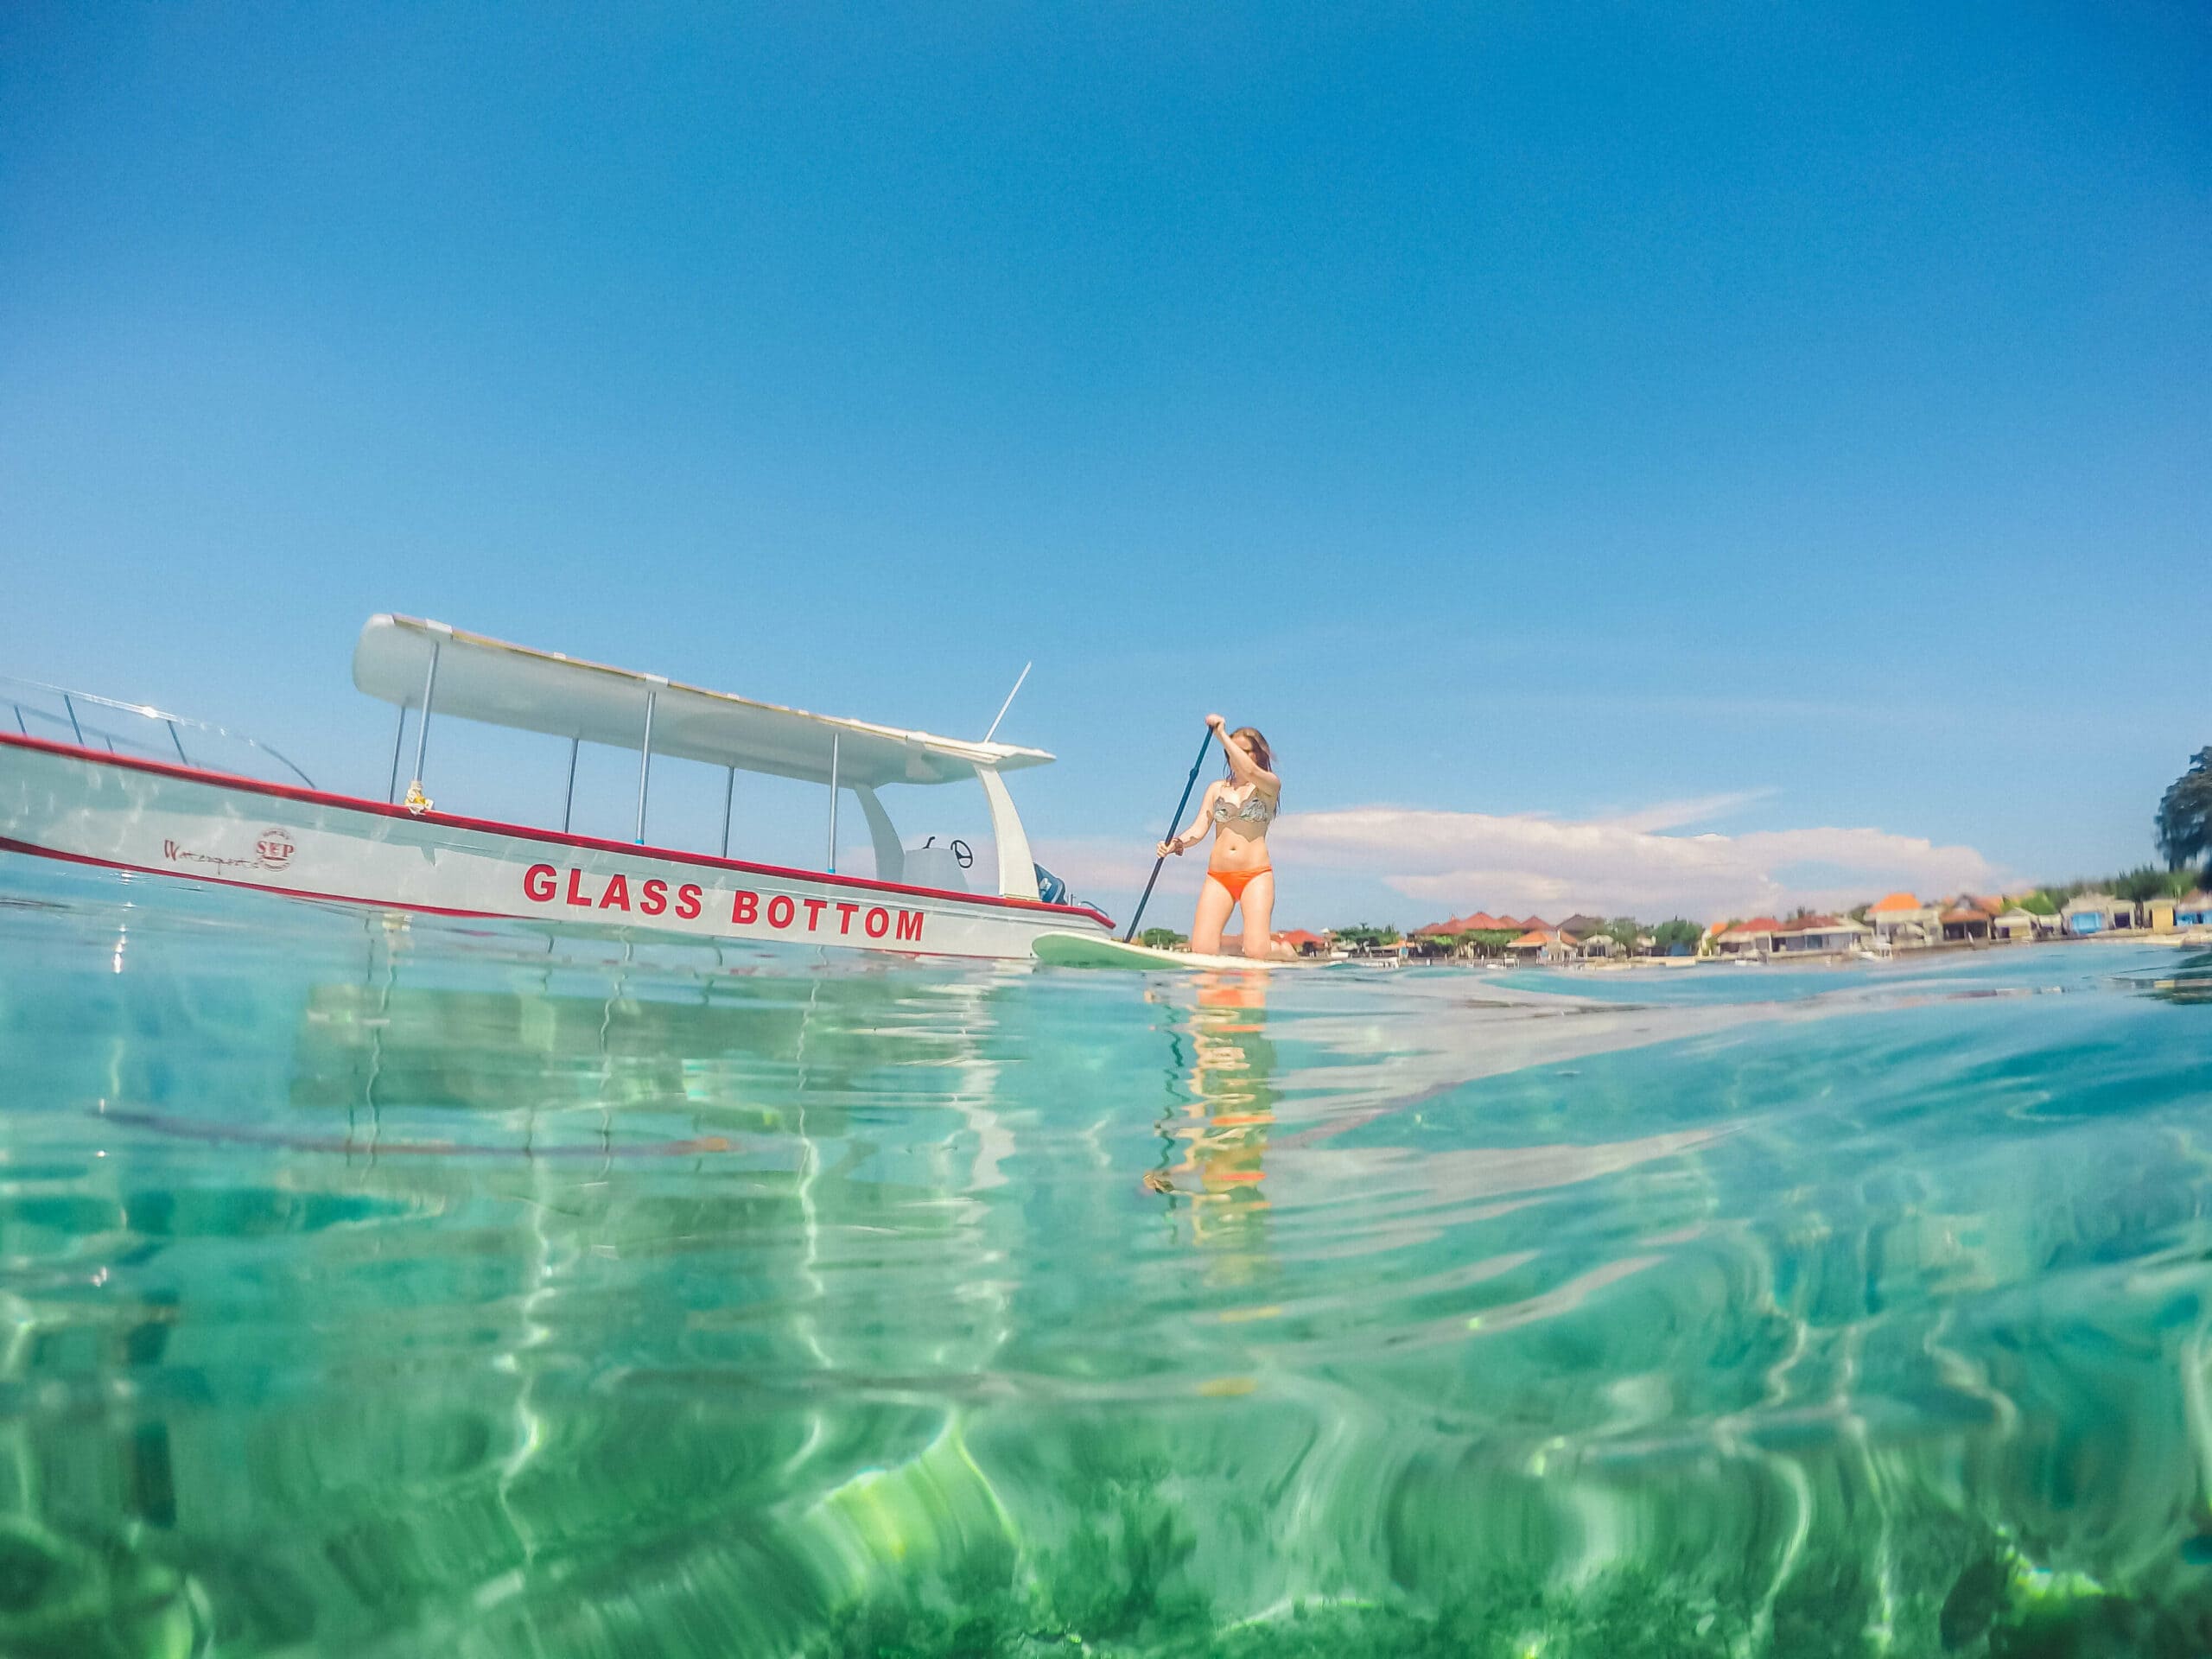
1123, 725, 1217, 942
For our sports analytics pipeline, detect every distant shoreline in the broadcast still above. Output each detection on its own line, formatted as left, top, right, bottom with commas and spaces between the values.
1513, 931, 2209, 972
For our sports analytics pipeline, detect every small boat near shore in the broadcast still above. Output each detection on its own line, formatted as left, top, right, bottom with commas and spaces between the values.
0, 615, 1118, 961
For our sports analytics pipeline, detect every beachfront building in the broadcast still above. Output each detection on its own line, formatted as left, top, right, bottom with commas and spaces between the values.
1506, 928, 1569, 963
1717, 918, 1781, 957
1408, 920, 1456, 955
1868, 893, 1940, 950
2178, 893, 2212, 929
1772, 915, 1872, 956
2062, 893, 2133, 936
1939, 900, 1996, 944
1578, 932, 1622, 959
2145, 897, 2178, 934
1992, 907, 2049, 941
1278, 929, 1334, 958
1408, 912, 1521, 958
1411, 915, 1541, 958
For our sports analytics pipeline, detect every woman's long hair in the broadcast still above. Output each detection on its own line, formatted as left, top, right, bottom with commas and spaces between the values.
1228, 727, 1274, 778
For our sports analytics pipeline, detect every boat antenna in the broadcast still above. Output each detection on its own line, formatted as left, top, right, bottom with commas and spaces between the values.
982, 661, 1032, 744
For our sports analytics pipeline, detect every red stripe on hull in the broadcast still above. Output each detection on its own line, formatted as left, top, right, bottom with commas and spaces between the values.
0, 732, 1116, 931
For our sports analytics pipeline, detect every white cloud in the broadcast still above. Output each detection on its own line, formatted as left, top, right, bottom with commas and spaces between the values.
1595, 789, 1777, 833
1270, 804, 2003, 922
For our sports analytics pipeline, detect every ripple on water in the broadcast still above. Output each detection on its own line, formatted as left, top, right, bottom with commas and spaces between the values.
1, 859, 2209, 1655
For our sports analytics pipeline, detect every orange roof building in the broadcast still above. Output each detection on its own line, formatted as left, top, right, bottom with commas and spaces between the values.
1869, 892, 1923, 914
1414, 911, 1530, 934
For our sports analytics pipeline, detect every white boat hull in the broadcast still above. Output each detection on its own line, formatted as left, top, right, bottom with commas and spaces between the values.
0, 736, 1116, 961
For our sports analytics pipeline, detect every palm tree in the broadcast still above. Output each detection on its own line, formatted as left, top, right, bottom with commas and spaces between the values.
2158, 747, 2212, 874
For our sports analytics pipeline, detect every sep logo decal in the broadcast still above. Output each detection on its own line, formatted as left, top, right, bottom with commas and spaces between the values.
162, 826, 299, 874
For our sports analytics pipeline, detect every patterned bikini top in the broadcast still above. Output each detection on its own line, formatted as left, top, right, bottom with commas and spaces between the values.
1211, 789, 1279, 827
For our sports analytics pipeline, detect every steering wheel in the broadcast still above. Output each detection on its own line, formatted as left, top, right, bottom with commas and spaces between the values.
950, 839, 974, 870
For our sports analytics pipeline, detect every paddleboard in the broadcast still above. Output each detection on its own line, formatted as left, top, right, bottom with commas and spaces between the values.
1031, 932, 1296, 971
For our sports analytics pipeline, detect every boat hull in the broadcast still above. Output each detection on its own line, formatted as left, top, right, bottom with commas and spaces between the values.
0, 735, 1115, 961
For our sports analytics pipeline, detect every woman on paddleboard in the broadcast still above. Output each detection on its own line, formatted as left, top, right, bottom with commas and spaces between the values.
1157, 715, 1281, 959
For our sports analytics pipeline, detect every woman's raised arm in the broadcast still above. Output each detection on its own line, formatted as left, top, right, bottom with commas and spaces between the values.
1209, 715, 1279, 792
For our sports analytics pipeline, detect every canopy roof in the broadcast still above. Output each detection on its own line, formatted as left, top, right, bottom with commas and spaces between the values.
353, 615, 1053, 788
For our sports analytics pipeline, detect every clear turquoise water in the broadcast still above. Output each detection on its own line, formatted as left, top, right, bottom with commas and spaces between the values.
1, 861, 2209, 1657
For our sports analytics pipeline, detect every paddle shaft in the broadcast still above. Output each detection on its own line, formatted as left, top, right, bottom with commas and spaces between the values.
1123, 726, 1217, 942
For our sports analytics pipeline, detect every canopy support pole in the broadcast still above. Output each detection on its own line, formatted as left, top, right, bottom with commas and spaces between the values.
409, 639, 442, 791
386, 707, 406, 803
976, 767, 1040, 901
63, 694, 84, 747
634, 690, 657, 844
562, 736, 580, 833
825, 734, 840, 874
720, 766, 735, 859
855, 786, 903, 882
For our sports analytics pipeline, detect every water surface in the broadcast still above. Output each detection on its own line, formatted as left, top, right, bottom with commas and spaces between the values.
1, 861, 2209, 1656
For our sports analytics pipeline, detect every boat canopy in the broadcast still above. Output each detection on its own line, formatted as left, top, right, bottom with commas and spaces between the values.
353, 615, 1052, 788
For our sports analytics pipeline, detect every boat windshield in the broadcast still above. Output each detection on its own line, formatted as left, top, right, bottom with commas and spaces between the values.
1, 674, 316, 789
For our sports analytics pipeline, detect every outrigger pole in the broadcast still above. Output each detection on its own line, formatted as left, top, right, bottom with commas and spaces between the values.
983, 661, 1032, 744
1123, 726, 1215, 943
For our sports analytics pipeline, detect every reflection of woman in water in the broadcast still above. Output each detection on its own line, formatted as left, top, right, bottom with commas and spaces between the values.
1156, 715, 1280, 959
1147, 972, 1276, 1272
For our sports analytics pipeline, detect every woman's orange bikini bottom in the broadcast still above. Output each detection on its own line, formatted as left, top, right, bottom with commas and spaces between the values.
1207, 866, 1271, 904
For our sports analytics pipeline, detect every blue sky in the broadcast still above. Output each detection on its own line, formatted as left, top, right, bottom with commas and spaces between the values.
3, 3, 2205, 926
